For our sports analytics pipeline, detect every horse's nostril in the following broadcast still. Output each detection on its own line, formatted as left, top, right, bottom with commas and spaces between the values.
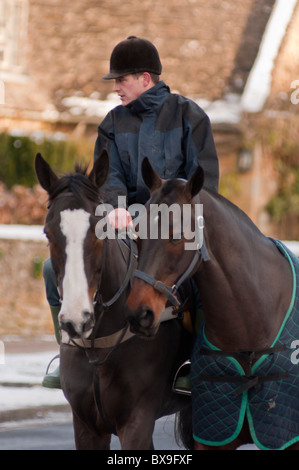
82, 310, 95, 332
82, 310, 91, 321
138, 307, 154, 328
125, 305, 156, 336
60, 320, 78, 338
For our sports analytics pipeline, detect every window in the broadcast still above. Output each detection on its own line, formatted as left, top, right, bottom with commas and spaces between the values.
0, 0, 28, 72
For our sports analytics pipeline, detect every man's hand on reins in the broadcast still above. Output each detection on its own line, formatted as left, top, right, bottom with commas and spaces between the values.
108, 208, 133, 231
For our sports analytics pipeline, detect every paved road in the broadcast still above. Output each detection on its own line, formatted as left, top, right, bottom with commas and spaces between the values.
0, 412, 183, 450
0, 337, 185, 451
0, 421, 76, 450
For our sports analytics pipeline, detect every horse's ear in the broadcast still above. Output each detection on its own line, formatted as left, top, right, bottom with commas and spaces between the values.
184, 165, 204, 200
35, 153, 58, 193
89, 149, 109, 188
142, 157, 162, 193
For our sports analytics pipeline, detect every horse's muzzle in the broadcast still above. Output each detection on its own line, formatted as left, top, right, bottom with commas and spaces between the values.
59, 310, 95, 339
125, 305, 159, 338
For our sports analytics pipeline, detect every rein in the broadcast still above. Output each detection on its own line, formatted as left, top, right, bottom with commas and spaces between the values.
94, 235, 136, 309
90, 236, 137, 357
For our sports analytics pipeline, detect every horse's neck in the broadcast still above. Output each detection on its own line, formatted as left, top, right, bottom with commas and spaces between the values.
196, 191, 293, 351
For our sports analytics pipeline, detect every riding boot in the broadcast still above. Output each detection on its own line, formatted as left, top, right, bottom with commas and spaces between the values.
42, 305, 62, 389
173, 308, 204, 395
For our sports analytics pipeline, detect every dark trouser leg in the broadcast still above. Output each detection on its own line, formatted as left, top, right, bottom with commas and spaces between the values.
42, 258, 61, 389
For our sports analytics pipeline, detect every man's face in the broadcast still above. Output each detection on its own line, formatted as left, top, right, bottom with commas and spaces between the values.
113, 74, 145, 106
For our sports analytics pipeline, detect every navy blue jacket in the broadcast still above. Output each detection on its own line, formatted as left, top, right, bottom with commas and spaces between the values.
94, 81, 219, 205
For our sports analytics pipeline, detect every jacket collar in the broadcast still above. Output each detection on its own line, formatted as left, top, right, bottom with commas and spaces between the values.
127, 81, 170, 114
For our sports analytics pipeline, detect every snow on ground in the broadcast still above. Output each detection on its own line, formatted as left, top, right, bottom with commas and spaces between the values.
0, 346, 66, 412
0, 225, 47, 242
0, 385, 66, 412
1, 349, 57, 385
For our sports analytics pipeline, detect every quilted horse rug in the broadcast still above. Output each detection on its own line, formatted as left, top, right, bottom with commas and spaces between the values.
191, 239, 299, 450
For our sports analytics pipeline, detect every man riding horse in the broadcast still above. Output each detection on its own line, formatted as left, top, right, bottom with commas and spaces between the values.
41, 35, 219, 388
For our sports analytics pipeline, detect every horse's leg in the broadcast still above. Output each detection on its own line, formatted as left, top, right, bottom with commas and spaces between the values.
117, 412, 156, 450
118, 425, 155, 450
72, 412, 111, 450
194, 421, 252, 450
288, 442, 299, 450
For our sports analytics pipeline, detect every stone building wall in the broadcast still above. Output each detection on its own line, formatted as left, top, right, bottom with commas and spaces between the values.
16, 0, 274, 107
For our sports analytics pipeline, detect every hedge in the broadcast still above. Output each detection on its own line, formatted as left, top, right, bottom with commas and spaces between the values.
0, 132, 93, 188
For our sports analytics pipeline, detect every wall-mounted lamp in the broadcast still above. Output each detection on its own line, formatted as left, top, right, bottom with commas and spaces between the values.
237, 148, 253, 173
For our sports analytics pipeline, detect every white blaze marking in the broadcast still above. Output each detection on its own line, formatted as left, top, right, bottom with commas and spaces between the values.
59, 209, 91, 332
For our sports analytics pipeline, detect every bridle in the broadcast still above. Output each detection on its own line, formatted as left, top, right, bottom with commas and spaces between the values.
49, 192, 137, 354
133, 232, 210, 314
132, 181, 210, 314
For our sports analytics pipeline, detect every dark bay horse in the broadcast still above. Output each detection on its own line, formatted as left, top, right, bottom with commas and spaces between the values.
35, 152, 191, 450
125, 157, 299, 450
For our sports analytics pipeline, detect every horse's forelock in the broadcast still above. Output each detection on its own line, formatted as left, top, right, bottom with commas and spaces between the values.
150, 178, 185, 204
48, 171, 102, 205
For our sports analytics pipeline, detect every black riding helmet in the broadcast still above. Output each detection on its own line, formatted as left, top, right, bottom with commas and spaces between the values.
103, 36, 162, 80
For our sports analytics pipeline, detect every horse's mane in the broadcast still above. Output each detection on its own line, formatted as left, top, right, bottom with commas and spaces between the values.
158, 178, 262, 236
206, 188, 263, 235
49, 164, 103, 204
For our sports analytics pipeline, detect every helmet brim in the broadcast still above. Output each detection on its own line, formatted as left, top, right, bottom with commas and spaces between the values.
103, 68, 161, 80
102, 72, 127, 80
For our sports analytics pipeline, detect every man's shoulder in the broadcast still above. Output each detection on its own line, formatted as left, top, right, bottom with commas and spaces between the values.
107, 104, 128, 118
163, 92, 208, 119
103, 103, 135, 124
102, 103, 141, 134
